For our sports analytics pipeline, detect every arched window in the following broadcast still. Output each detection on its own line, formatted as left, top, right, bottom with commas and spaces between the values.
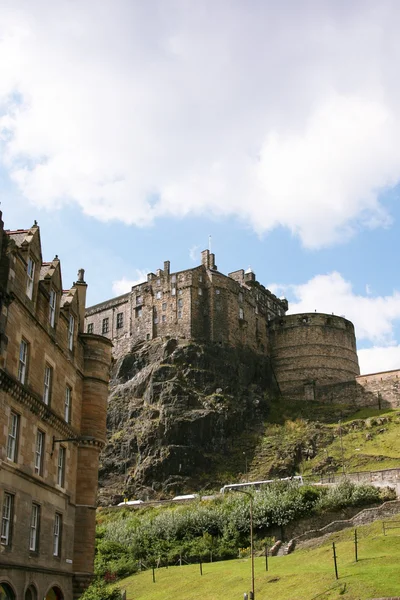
25, 585, 38, 600
45, 587, 64, 600
0, 582, 16, 600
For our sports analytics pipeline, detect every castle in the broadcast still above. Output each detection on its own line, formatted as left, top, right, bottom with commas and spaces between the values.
85, 249, 366, 400
0, 215, 112, 600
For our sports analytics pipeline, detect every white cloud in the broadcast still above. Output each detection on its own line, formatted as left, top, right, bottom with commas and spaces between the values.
358, 346, 400, 375
112, 270, 148, 295
2, 2, 400, 246
189, 245, 200, 262
284, 272, 400, 345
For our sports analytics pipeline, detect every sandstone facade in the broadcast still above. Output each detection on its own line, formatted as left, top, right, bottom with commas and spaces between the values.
0, 215, 112, 600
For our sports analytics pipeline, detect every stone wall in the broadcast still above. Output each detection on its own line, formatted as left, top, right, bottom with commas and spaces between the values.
84, 251, 287, 361
269, 313, 360, 395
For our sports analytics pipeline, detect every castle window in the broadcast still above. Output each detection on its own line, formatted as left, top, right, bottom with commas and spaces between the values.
198, 288, 203, 296
7, 412, 20, 462
178, 289, 183, 295
1, 492, 14, 546
162, 315, 166, 323
29, 503, 40, 552
53, 513, 62, 557
64, 386, 71, 423
171, 275, 176, 283
34, 430, 45, 476
18, 339, 29, 384
102, 317, 109, 334
215, 289, 220, 295
116, 313, 123, 329
156, 291, 162, 300
146, 333, 150, 340
87, 323, 93, 334
162, 302, 167, 311
199, 275, 203, 282
178, 309, 182, 319
57, 447, 66, 487
26, 257, 35, 299
255, 305, 258, 314
136, 295, 143, 305
43, 364, 52, 406
154, 316, 158, 324
171, 287, 176, 296
136, 307, 142, 318
68, 315, 75, 350
49, 288, 56, 327
178, 299, 183, 308
157, 278, 161, 286
239, 307, 244, 320
239, 292, 243, 303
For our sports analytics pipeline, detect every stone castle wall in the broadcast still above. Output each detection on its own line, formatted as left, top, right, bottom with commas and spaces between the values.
85, 250, 287, 360
269, 313, 360, 395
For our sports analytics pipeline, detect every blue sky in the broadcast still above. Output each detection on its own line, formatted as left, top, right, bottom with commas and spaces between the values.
2, 0, 400, 374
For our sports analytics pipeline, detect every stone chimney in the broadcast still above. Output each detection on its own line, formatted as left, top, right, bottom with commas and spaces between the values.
164, 260, 170, 277
201, 249, 210, 268
74, 268, 88, 332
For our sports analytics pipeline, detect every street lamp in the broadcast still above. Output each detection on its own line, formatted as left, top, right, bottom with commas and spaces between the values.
230, 488, 255, 600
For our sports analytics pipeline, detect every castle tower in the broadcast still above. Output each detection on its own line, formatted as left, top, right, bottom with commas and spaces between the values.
269, 313, 360, 396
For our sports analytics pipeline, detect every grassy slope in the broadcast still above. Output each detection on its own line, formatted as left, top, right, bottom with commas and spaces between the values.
117, 519, 400, 600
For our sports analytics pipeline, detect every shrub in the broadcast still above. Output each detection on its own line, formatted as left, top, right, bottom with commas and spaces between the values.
80, 580, 121, 600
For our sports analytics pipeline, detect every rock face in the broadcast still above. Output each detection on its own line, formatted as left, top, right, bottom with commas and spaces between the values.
98, 338, 279, 504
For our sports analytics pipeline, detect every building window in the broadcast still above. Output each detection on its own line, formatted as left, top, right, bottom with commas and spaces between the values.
162, 302, 167, 311
215, 289, 220, 295
26, 257, 35, 299
198, 288, 203, 296
171, 287, 176, 296
178, 299, 183, 308
57, 447, 66, 487
136, 307, 142, 318
6, 412, 19, 462
162, 315, 166, 323
29, 504, 40, 552
156, 291, 162, 300
239, 307, 244, 320
239, 292, 243, 303
43, 365, 52, 406
87, 323, 93, 334
49, 288, 56, 327
178, 309, 182, 319
178, 289, 182, 295
18, 339, 28, 384
68, 315, 74, 350
199, 275, 203, 282
136, 295, 142, 305
102, 317, 109, 334
64, 387, 71, 423
53, 513, 62, 557
171, 275, 176, 283
157, 278, 161, 286
154, 316, 158, 324
34, 430, 45, 476
1, 493, 14, 546
116, 313, 123, 329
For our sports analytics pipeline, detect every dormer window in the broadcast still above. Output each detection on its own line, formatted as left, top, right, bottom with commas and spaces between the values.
26, 257, 35, 299
68, 315, 74, 350
49, 289, 56, 327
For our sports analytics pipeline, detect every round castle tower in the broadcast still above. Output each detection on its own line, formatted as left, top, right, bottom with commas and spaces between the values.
269, 312, 360, 395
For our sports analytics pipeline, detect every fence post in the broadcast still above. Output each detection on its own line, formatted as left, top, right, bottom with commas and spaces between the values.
332, 542, 339, 580
354, 529, 358, 562
152, 566, 155, 583
265, 546, 268, 572
199, 559, 203, 576
383, 522, 386, 536
179, 551, 182, 566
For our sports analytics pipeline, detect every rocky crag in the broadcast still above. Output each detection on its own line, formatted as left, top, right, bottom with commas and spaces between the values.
98, 338, 279, 505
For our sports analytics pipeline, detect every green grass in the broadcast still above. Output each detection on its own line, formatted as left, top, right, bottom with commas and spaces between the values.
116, 519, 400, 600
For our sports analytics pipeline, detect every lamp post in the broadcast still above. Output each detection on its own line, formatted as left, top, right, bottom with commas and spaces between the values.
230, 489, 254, 599
243, 451, 248, 477
338, 420, 346, 476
